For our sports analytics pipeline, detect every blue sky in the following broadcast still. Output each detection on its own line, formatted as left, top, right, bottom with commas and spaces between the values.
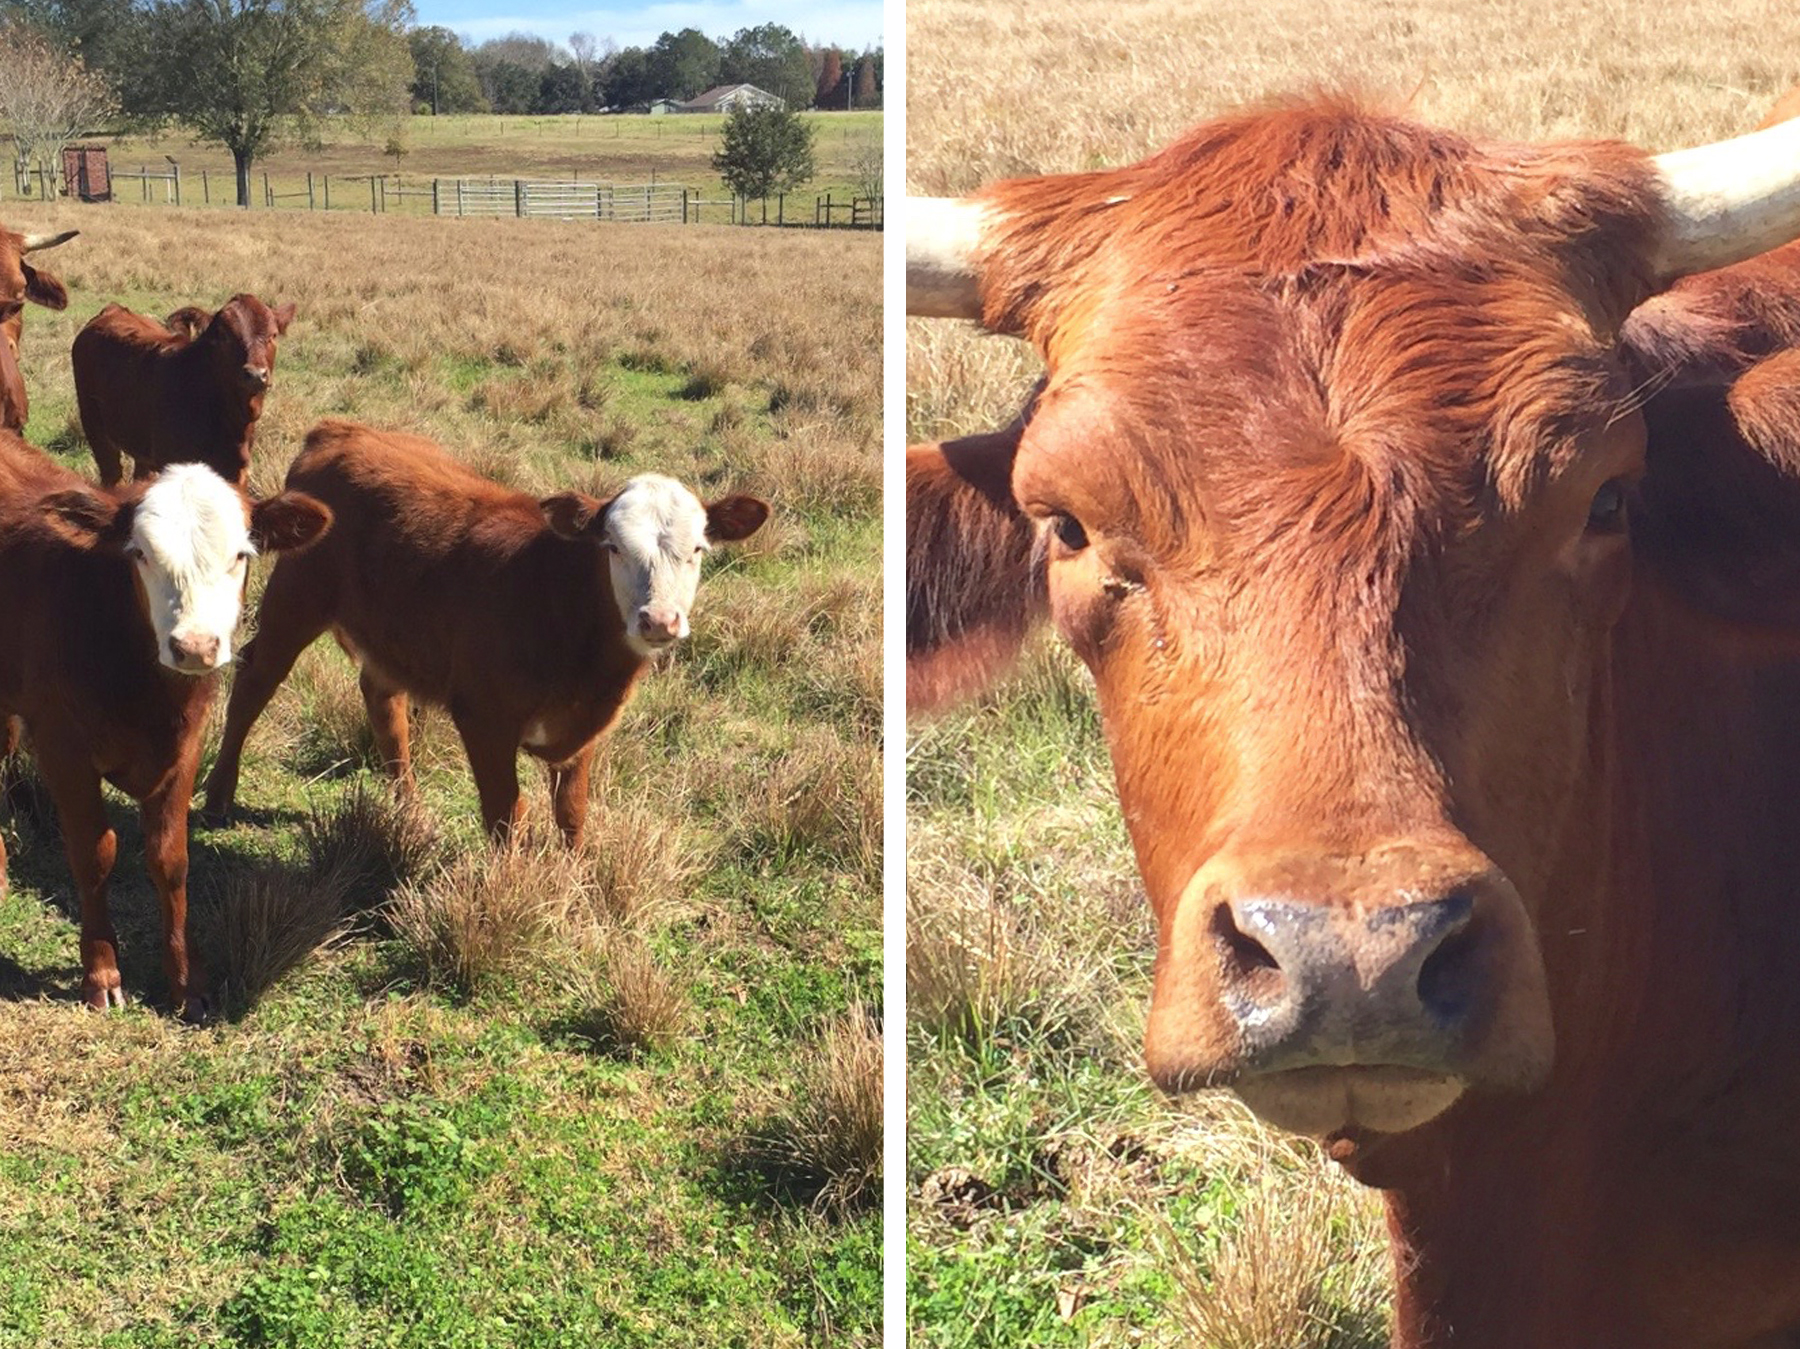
413, 0, 885, 53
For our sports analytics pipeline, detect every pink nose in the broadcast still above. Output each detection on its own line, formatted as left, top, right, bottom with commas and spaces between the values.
637, 607, 681, 645
168, 632, 221, 670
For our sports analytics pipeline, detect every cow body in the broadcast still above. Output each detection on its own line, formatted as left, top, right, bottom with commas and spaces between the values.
72, 294, 294, 487
0, 434, 328, 1016
0, 224, 76, 432
907, 98, 1800, 1346
201, 420, 767, 845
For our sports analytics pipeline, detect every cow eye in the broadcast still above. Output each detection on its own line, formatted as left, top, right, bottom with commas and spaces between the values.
126, 546, 146, 563
1587, 480, 1628, 534
1049, 513, 1089, 552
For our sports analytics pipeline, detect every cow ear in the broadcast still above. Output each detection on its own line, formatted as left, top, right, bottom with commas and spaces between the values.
21, 262, 66, 312
271, 302, 296, 334
1634, 347, 1800, 636
705, 494, 768, 542
541, 492, 606, 539
250, 491, 332, 553
40, 488, 128, 549
907, 425, 1045, 714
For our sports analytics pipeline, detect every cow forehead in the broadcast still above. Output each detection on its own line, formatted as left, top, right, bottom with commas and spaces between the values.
1019, 267, 1625, 550
606, 474, 707, 552
133, 464, 250, 571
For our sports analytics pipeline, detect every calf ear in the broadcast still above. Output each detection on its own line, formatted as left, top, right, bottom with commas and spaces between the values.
541, 491, 606, 539
271, 302, 296, 334
1635, 349, 1800, 636
907, 426, 1045, 714
705, 494, 769, 542
39, 489, 129, 549
251, 492, 332, 553
21, 263, 66, 311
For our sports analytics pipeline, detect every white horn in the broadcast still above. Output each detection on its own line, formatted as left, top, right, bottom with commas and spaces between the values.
1653, 117, 1800, 279
908, 198, 990, 319
20, 229, 77, 253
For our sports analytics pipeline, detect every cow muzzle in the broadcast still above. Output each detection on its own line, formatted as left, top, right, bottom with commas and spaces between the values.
1146, 846, 1554, 1137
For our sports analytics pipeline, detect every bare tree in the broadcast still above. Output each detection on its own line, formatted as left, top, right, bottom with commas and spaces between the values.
850, 133, 881, 200
0, 20, 117, 195
569, 30, 596, 72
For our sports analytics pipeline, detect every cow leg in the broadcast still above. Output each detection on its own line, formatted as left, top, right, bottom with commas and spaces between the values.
548, 745, 593, 849
88, 433, 125, 490
36, 744, 123, 1009
358, 668, 416, 797
453, 708, 524, 843
0, 713, 14, 899
202, 566, 333, 823
142, 759, 205, 1021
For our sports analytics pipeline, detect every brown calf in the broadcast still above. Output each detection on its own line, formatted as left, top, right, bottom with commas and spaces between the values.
72, 293, 295, 487
0, 434, 330, 1015
0, 224, 77, 432
202, 420, 767, 845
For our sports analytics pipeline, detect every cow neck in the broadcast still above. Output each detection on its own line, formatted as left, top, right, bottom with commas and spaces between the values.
0, 325, 26, 430
523, 529, 648, 694
1368, 575, 1800, 1347
171, 338, 258, 444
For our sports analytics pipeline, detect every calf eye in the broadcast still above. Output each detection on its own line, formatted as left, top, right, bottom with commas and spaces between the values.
1587, 480, 1628, 534
1049, 513, 1089, 552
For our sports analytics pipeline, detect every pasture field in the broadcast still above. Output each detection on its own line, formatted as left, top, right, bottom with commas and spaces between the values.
0, 201, 880, 1346
59, 110, 884, 217
905, 0, 1800, 1344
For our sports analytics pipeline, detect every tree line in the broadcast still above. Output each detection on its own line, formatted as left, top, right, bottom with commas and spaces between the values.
414, 24, 882, 117
0, 0, 880, 207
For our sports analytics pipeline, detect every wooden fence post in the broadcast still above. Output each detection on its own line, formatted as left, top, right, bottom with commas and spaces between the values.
370, 175, 377, 213
307, 172, 314, 209
515, 179, 524, 216
432, 178, 440, 215
172, 165, 181, 205
264, 172, 272, 208
323, 175, 331, 210
202, 169, 209, 204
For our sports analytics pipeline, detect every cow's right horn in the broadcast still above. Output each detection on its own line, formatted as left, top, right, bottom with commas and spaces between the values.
907, 198, 989, 320
20, 230, 77, 253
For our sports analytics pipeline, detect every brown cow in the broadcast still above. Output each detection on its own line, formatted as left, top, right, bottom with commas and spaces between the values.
72, 293, 295, 488
908, 97, 1800, 1347
0, 225, 77, 432
201, 420, 768, 845
0, 435, 330, 1016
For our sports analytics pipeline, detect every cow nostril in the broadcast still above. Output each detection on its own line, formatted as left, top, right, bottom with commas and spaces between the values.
1417, 911, 1483, 1026
1212, 900, 1285, 1001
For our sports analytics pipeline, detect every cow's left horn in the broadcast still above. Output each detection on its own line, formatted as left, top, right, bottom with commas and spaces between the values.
1653, 117, 1800, 279
20, 229, 77, 253
908, 198, 989, 320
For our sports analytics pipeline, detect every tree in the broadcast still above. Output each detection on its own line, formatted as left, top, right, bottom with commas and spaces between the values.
600, 45, 654, 108
814, 48, 843, 111
0, 19, 116, 193
537, 61, 586, 114
852, 53, 878, 109
712, 103, 813, 200
647, 27, 717, 101
131, 0, 412, 207
719, 24, 813, 107
408, 25, 486, 114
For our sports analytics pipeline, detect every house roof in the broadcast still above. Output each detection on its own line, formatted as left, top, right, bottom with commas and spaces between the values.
676, 84, 779, 111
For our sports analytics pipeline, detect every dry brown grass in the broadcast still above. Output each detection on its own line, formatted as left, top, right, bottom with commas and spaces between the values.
299, 782, 443, 907
560, 930, 687, 1056
741, 1005, 883, 1215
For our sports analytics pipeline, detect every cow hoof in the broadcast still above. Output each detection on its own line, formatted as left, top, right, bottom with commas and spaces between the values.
199, 801, 231, 829
81, 981, 127, 1012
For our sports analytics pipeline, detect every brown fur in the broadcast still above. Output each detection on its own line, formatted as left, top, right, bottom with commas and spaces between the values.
202, 419, 764, 846
72, 293, 295, 487
0, 432, 329, 1017
0, 224, 72, 432
910, 95, 1800, 1346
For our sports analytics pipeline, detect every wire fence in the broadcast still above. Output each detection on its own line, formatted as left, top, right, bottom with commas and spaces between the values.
8, 160, 881, 230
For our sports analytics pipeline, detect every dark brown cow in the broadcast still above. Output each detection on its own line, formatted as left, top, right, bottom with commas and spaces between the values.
201, 420, 767, 845
72, 293, 295, 487
908, 97, 1800, 1347
0, 434, 330, 1016
0, 225, 77, 432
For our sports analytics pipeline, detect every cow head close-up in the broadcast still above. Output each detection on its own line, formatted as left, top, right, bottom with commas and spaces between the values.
907, 100, 1800, 1148
199, 292, 295, 396
0, 226, 76, 430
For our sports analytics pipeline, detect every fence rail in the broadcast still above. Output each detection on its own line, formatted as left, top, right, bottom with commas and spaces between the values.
4, 163, 881, 231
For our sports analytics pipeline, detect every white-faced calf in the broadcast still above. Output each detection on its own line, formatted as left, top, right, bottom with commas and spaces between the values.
0, 436, 331, 1016
202, 419, 768, 845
